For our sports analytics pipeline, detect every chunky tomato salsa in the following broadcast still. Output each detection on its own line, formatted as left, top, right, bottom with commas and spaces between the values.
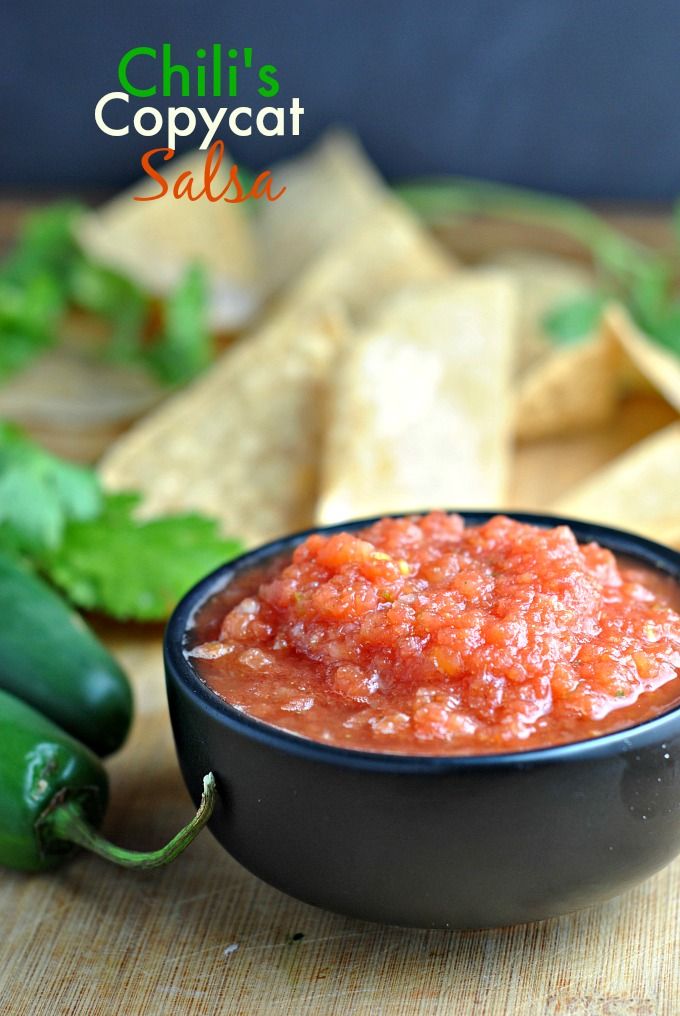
189, 514, 680, 754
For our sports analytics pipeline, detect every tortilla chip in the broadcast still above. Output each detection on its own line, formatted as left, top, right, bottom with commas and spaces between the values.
279, 200, 455, 326
100, 200, 453, 545
254, 129, 389, 295
316, 274, 517, 525
553, 422, 680, 546
606, 302, 680, 412
100, 303, 350, 546
481, 253, 620, 441
483, 251, 595, 373
515, 318, 620, 442
78, 150, 259, 330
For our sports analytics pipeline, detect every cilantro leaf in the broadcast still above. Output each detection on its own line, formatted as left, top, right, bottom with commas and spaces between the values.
0, 203, 82, 383
542, 293, 606, 345
622, 255, 680, 354
68, 256, 151, 366
1, 202, 83, 290
38, 492, 243, 621
0, 270, 66, 383
148, 264, 213, 385
626, 258, 672, 333
0, 422, 101, 554
0, 202, 213, 389
0, 423, 243, 621
649, 305, 680, 355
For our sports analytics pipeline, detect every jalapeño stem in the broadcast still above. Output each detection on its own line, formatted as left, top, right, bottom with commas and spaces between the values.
44, 773, 216, 870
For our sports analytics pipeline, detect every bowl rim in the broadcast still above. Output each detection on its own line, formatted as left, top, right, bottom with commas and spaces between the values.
164, 510, 680, 773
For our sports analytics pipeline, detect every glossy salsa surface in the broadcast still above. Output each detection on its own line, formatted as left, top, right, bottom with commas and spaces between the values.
188, 514, 680, 755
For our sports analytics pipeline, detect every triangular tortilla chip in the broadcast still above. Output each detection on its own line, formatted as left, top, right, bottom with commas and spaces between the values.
515, 324, 620, 441
254, 129, 389, 295
606, 302, 680, 413
483, 251, 595, 372
78, 150, 259, 330
554, 422, 680, 546
100, 200, 454, 545
483, 253, 620, 441
316, 274, 517, 524
100, 303, 350, 546
279, 200, 455, 325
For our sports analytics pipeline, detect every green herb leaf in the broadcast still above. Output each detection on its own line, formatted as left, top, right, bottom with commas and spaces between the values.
148, 265, 212, 385
0, 282, 57, 382
0, 271, 66, 382
68, 255, 146, 317
0, 202, 213, 389
648, 304, 680, 355
39, 492, 243, 621
0, 202, 83, 290
542, 293, 606, 344
0, 423, 243, 620
627, 259, 673, 334
68, 257, 151, 365
0, 423, 101, 553
0, 203, 82, 382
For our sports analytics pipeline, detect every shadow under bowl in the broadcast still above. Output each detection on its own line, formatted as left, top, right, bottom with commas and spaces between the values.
164, 511, 680, 929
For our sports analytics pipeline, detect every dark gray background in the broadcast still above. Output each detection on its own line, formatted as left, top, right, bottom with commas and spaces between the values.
2, 1, 676, 197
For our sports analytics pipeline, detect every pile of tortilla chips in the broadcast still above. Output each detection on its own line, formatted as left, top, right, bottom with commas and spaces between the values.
93, 131, 680, 549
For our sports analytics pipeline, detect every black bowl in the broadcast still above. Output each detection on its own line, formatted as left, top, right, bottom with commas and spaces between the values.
164, 512, 680, 929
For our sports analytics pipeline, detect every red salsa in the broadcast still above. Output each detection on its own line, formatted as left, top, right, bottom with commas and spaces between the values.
189, 514, 680, 755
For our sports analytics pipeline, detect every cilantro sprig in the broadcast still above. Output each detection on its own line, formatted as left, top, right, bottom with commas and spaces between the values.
0, 202, 213, 388
0, 424, 242, 621
38, 492, 242, 622
145, 265, 212, 385
0, 422, 101, 554
396, 177, 680, 354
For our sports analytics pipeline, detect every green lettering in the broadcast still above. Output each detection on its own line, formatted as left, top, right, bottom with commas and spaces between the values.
162, 43, 190, 97
212, 43, 222, 97
118, 47, 157, 97
258, 65, 279, 98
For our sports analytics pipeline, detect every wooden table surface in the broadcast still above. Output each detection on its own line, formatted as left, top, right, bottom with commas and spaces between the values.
1, 202, 679, 1016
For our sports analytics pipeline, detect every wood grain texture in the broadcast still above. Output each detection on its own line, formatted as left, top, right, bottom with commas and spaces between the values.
1, 203, 679, 1016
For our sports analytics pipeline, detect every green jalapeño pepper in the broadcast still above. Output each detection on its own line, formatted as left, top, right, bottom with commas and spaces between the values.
0, 690, 215, 873
0, 553, 132, 757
